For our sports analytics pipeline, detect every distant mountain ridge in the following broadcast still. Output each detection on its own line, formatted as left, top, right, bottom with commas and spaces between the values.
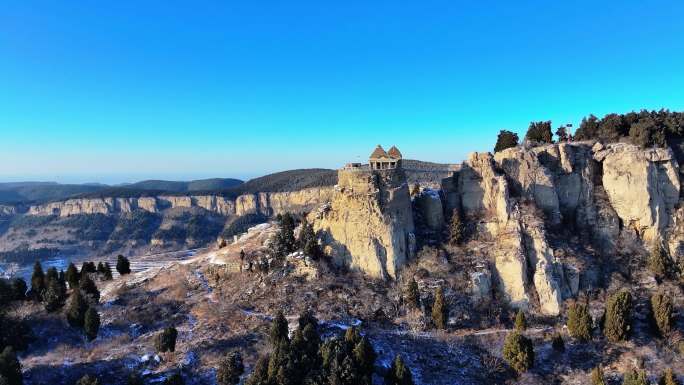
0, 177, 244, 205
0, 160, 459, 205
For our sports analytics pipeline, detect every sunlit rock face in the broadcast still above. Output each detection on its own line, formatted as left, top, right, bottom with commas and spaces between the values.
311, 167, 415, 280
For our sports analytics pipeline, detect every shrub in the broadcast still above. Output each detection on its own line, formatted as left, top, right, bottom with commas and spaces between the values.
431, 287, 447, 330
525, 121, 553, 144
604, 290, 632, 342
567, 302, 592, 341
385, 354, 414, 385
660, 369, 680, 385
651, 292, 673, 336
514, 310, 526, 331
502, 332, 534, 373
405, 278, 420, 308
217, 351, 244, 385
76, 375, 100, 385
0, 347, 22, 385
623, 369, 648, 385
494, 130, 519, 153
155, 327, 178, 353
116, 255, 131, 275
84, 307, 100, 341
591, 366, 606, 385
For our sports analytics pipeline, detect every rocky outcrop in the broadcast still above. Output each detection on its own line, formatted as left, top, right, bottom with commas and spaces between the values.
414, 188, 445, 231
311, 168, 415, 279
27, 188, 335, 218
458, 142, 683, 315
459, 152, 563, 315
594, 143, 680, 244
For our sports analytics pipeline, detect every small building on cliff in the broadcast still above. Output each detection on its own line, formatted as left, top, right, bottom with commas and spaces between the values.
369, 145, 403, 170
310, 145, 415, 279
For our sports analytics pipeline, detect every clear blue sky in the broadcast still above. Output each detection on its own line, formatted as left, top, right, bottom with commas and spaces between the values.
1, 1, 683, 184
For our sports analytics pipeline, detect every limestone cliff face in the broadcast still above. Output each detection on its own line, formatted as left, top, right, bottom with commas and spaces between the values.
594, 143, 680, 244
459, 142, 683, 315
27, 187, 335, 218
311, 168, 415, 279
459, 152, 562, 315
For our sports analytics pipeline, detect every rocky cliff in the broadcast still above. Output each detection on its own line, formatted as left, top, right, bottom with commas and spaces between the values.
311, 168, 415, 279
27, 188, 335, 218
454, 141, 682, 316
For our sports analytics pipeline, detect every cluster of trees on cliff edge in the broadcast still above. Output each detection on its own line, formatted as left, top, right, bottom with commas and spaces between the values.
494, 109, 684, 153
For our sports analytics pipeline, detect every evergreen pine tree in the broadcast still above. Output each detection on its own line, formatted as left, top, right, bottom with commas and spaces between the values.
102, 263, 113, 281
84, 307, 100, 341
245, 355, 270, 385
651, 292, 673, 336
514, 310, 527, 331
494, 130, 519, 153
385, 355, 414, 385
116, 255, 131, 275
567, 302, 592, 341
502, 332, 534, 373
525, 121, 553, 144
405, 278, 420, 308
155, 327, 178, 353
431, 287, 447, 330
353, 336, 376, 379
66, 289, 88, 328
65, 262, 80, 288
30, 261, 45, 300
270, 311, 289, 345
79, 275, 100, 303
96, 262, 106, 276
42, 276, 65, 312
604, 290, 632, 342
217, 351, 245, 385
648, 244, 672, 278
448, 210, 464, 246
0, 347, 22, 385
